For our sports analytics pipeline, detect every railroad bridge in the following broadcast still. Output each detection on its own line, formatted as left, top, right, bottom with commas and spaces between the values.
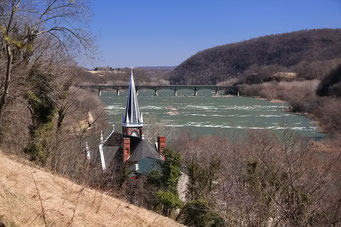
79, 85, 234, 96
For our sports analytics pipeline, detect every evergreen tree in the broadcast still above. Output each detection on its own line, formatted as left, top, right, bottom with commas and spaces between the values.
24, 67, 57, 164
147, 148, 183, 217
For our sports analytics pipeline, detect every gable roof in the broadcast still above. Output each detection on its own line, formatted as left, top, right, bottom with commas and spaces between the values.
102, 131, 162, 166
128, 139, 163, 162
102, 145, 121, 169
129, 157, 162, 176
104, 132, 123, 146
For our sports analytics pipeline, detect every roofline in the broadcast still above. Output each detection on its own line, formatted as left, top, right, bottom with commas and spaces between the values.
101, 125, 116, 145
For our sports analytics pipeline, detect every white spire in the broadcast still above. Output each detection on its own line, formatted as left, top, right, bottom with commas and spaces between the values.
100, 131, 104, 142
122, 68, 143, 126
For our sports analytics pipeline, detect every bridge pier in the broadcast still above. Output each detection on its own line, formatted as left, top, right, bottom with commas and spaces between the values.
79, 85, 235, 97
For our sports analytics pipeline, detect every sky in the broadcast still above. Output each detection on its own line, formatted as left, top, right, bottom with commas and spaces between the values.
86, 0, 341, 68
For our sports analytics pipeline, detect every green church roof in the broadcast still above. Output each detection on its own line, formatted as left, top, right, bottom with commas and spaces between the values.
129, 156, 162, 176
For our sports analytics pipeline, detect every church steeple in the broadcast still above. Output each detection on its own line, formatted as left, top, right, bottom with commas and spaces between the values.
122, 68, 143, 137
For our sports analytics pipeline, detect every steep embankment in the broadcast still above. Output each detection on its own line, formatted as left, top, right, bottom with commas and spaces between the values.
0, 152, 181, 227
169, 28, 341, 84
77, 66, 173, 86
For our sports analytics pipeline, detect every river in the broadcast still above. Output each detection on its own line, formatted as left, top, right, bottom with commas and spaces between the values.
99, 89, 324, 139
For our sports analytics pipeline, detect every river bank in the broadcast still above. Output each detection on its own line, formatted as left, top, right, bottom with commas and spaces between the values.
252, 96, 325, 135
238, 81, 341, 137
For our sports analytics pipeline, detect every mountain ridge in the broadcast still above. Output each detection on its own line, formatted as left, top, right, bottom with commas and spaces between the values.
169, 28, 341, 85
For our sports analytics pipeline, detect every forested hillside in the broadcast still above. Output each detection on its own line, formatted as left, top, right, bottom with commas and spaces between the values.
169, 29, 341, 84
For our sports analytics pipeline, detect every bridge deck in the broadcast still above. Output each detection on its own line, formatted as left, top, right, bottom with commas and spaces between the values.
79, 85, 232, 90
79, 85, 234, 96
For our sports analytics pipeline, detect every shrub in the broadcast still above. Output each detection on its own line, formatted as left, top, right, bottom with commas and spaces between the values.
146, 148, 183, 217
177, 200, 225, 227
157, 190, 183, 216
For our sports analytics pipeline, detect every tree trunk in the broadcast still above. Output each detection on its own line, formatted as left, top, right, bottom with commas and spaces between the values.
0, 44, 13, 130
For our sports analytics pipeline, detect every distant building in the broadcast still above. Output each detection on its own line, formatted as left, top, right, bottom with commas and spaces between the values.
245, 71, 297, 84
273, 72, 296, 81
98, 69, 165, 176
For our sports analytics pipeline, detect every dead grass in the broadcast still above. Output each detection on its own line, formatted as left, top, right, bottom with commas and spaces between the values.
0, 152, 182, 227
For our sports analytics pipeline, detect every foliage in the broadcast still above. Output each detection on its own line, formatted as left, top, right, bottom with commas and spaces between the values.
25, 121, 54, 164
169, 29, 341, 84
147, 148, 182, 191
24, 68, 57, 164
147, 148, 183, 216
177, 200, 225, 227
156, 189, 183, 216
161, 148, 182, 192
147, 169, 162, 186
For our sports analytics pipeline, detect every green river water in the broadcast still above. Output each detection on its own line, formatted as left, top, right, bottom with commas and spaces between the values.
99, 89, 324, 139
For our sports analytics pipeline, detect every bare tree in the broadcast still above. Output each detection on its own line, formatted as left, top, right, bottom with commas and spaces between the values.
173, 130, 341, 226
0, 0, 93, 131
218, 130, 341, 226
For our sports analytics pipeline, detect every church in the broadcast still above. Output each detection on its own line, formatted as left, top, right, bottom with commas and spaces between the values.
97, 69, 166, 176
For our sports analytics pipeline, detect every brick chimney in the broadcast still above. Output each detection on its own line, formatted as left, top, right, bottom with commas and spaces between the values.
123, 137, 130, 163
157, 136, 166, 160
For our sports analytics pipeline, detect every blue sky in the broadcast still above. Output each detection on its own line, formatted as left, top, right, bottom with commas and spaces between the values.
87, 0, 341, 68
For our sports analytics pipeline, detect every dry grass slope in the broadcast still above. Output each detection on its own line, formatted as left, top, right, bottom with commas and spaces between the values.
0, 152, 182, 227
